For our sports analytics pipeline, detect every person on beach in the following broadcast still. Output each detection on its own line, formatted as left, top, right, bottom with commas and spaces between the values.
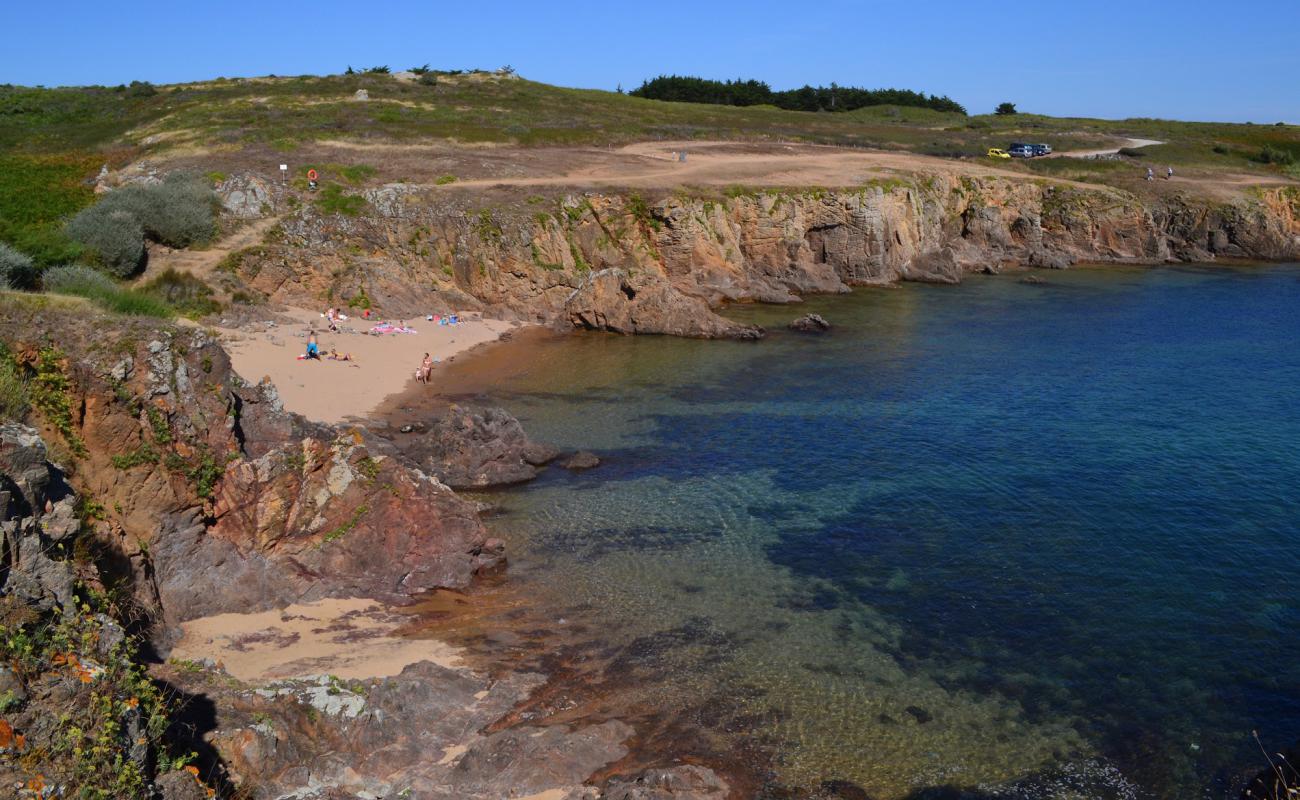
416, 352, 433, 384
305, 331, 320, 360
328, 349, 352, 362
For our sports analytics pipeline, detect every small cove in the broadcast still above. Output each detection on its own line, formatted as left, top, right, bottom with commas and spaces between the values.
410, 263, 1300, 799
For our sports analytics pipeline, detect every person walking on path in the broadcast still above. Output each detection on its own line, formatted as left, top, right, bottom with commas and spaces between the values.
1146, 167, 1154, 181
1167, 166, 1174, 180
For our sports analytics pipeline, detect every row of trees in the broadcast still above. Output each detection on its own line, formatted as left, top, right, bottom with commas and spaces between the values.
629, 75, 967, 115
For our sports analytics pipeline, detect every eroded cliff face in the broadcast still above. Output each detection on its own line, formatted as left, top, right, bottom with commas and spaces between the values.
229, 177, 1300, 337
0, 307, 501, 640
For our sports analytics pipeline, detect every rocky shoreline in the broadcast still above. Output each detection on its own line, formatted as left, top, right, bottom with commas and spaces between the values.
0, 299, 739, 798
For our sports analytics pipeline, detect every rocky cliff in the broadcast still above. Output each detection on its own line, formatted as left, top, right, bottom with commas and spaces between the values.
224, 176, 1300, 337
0, 304, 502, 641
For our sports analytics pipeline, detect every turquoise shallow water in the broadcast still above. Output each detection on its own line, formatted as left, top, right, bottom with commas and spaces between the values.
467, 264, 1300, 799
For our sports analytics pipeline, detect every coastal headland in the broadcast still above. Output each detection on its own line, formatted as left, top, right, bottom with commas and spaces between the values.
1, 70, 1298, 798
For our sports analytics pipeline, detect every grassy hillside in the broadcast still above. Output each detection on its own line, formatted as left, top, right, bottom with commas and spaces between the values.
2, 70, 1298, 262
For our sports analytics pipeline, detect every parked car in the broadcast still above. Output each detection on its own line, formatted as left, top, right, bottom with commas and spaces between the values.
1030, 143, 1052, 156
987, 148, 1011, 159
1008, 143, 1035, 158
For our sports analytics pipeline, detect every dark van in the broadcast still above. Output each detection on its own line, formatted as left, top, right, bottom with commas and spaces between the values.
1029, 143, 1052, 156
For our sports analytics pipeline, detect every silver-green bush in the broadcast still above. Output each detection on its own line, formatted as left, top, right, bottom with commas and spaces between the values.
96, 174, 218, 248
41, 264, 117, 294
0, 242, 36, 289
65, 208, 146, 277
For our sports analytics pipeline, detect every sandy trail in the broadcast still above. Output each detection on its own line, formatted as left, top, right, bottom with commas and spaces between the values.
169, 597, 462, 682
412, 140, 1101, 191
1057, 137, 1165, 158
216, 307, 519, 424
138, 215, 281, 284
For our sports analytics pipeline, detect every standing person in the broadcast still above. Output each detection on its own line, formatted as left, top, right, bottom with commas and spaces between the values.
306, 331, 320, 360
1167, 166, 1174, 180
1146, 167, 1154, 181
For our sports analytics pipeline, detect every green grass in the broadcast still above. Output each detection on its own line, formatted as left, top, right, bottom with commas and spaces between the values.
138, 268, 221, 318
315, 182, 366, 216
0, 354, 29, 422
0, 153, 97, 265
42, 265, 174, 317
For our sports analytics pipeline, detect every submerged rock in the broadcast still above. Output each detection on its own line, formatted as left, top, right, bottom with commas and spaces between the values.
563, 451, 602, 470
788, 313, 831, 332
601, 765, 730, 800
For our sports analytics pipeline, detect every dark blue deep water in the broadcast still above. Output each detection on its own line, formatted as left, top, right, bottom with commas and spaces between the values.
469, 264, 1300, 799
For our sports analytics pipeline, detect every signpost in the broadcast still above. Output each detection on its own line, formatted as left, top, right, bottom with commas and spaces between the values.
307, 168, 318, 192
279, 164, 288, 184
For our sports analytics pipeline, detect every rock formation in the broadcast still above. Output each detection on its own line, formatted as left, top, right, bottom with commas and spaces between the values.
401, 405, 559, 488
224, 179, 1300, 332
0, 309, 500, 634
789, 313, 831, 332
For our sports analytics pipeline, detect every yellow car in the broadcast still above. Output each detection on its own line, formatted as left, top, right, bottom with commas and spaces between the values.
987, 148, 1011, 159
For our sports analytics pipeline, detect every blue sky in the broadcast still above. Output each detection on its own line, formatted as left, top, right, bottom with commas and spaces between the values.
3, 0, 1297, 122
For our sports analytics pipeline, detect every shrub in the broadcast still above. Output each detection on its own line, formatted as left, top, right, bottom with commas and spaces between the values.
1212, 144, 1229, 154
1255, 145, 1295, 166
995, 102, 1017, 115
65, 208, 145, 276
0, 357, 29, 422
419, 72, 439, 87
126, 80, 157, 98
63, 174, 218, 276
139, 268, 221, 318
434, 174, 456, 185
365, 65, 390, 74
410, 64, 431, 75
95, 174, 219, 248
0, 242, 37, 289
41, 264, 116, 294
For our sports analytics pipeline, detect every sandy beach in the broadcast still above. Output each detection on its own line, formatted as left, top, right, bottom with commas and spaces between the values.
215, 307, 521, 424
169, 597, 464, 682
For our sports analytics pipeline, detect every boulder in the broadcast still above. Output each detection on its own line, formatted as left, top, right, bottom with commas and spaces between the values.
0, 424, 78, 612
788, 313, 831, 332
566, 269, 764, 340
405, 406, 559, 489
216, 173, 273, 219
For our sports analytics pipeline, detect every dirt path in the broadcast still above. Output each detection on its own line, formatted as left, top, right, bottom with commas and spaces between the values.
416, 140, 1111, 193
137, 215, 281, 284
1057, 137, 1164, 158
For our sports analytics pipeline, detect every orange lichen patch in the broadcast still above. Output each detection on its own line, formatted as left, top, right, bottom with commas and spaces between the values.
0, 718, 13, 749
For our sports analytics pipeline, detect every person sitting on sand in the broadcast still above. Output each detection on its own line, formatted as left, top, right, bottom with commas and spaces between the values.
306, 331, 321, 360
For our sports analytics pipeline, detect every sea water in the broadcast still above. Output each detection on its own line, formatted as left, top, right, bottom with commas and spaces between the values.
454, 264, 1300, 799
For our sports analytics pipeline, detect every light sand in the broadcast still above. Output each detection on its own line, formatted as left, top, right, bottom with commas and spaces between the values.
216, 307, 518, 424
169, 597, 463, 682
